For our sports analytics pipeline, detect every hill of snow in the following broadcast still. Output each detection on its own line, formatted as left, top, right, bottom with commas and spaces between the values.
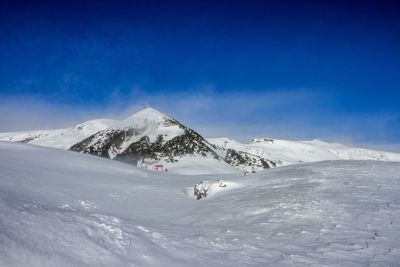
0, 108, 184, 149
208, 137, 400, 166
0, 108, 275, 174
1, 141, 400, 266
1, 108, 400, 174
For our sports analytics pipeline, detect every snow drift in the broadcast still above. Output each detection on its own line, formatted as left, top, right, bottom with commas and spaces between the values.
1, 141, 400, 266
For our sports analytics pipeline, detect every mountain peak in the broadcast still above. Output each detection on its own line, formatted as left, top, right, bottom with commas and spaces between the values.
124, 107, 170, 122
137, 107, 162, 114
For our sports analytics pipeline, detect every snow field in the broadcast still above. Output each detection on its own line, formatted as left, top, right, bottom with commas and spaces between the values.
208, 137, 400, 165
1, 141, 400, 266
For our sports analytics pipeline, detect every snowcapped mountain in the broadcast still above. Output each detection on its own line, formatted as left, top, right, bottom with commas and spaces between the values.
1, 107, 400, 174
0, 108, 274, 173
70, 108, 215, 160
2, 109, 400, 265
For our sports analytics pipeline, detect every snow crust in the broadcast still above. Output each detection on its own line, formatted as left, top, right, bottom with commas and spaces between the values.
1, 141, 400, 266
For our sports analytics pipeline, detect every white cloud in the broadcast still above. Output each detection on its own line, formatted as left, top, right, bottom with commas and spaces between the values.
0, 89, 399, 152
0, 95, 99, 131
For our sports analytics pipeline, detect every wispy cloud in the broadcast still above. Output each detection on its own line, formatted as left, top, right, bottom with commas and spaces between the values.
0, 94, 100, 132
1, 88, 399, 152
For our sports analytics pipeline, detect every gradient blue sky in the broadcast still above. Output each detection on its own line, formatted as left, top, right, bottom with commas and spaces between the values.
1, 0, 400, 150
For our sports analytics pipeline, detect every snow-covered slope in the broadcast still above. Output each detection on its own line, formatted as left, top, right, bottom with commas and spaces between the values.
0, 109, 185, 149
1, 141, 400, 266
0, 108, 186, 150
0, 108, 275, 174
70, 108, 215, 161
1, 108, 400, 173
208, 137, 400, 166
0, 118, 119, 149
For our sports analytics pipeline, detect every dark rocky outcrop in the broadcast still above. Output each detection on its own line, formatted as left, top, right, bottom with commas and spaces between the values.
69, 115, 275, 171
225, 149, 275, 169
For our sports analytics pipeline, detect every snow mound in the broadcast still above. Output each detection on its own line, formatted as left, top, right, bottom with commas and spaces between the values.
2, 141, 400, 266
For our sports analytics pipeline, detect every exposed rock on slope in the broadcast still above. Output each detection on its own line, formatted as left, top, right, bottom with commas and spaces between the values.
3, 107, 400, 173
69, 108, 270, 171
224, 149, 275, 170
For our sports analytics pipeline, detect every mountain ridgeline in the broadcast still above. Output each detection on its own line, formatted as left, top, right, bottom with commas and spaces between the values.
69, 108, 275, 171
2, 107, 400, 173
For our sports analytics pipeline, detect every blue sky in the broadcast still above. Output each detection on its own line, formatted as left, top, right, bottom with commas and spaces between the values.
0, 0, 400, 150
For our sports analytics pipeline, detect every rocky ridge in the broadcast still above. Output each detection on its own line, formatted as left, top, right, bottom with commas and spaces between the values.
69, 108, 275, 171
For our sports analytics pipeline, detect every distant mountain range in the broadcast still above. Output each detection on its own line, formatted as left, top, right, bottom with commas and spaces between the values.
1, 107, 400, 174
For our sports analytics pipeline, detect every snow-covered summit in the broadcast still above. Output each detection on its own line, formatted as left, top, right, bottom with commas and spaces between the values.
0, 107, 275, 173
124, 107, 170, 123
1, 108, 400, 173
0, 108, 180, 149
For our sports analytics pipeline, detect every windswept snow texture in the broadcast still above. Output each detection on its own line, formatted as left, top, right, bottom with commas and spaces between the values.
1, 141, 400, 266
